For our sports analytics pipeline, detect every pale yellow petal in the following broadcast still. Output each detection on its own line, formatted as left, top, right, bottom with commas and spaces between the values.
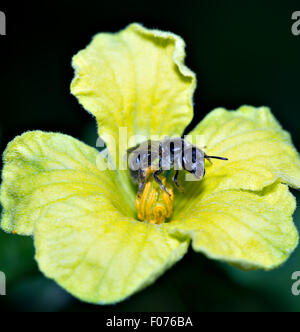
0, 131, 135, 235
34, 196, 189, 304
187, 105, 300, 192
169, 183, 298, 270
170, 106, 300, 269
71, 23, 196, 162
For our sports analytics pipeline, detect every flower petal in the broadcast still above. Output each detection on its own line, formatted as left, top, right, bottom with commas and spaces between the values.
71, 23, 196, 159
187, 106, 300, 192
0, 131, 135, 235
176, 106, 300, 224
34, 196, 189, 304
1, 131, 188, 303
169, 183, 298, 270
170, 106, 300, 270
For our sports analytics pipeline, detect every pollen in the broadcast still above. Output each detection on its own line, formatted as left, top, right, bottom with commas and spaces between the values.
135, 175, 174, 224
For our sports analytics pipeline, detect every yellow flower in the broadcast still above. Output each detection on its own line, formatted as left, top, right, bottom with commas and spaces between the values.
1, 23, 300, 304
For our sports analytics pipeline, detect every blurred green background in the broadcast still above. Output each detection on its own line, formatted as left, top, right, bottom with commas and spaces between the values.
0, 0, 300, 312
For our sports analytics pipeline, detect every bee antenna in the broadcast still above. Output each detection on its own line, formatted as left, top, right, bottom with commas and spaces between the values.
205, 155, 228, 161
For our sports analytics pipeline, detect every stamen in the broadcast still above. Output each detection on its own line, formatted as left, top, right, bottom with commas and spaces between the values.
135, 174, 174, 224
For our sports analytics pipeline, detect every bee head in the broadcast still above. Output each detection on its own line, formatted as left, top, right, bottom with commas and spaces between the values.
182, 146, 205, 180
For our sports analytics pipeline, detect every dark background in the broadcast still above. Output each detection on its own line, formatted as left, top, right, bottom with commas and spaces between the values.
0, 0, 300, 312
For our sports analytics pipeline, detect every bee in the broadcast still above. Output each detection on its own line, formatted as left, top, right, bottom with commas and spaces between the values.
127, 137, 228, 196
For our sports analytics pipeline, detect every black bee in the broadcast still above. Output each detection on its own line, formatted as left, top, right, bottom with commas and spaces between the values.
127, 137, 228, 196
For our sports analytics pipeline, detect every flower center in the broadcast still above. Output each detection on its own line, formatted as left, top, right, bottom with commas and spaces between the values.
135, 174, 174, 224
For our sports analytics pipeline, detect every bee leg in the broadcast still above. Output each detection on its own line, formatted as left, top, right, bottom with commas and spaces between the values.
137, 169, 146, 197
173, 170, 184, 192
154, 169, 171, 196
204, 153, 213, 165
138, 181, 146, 197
